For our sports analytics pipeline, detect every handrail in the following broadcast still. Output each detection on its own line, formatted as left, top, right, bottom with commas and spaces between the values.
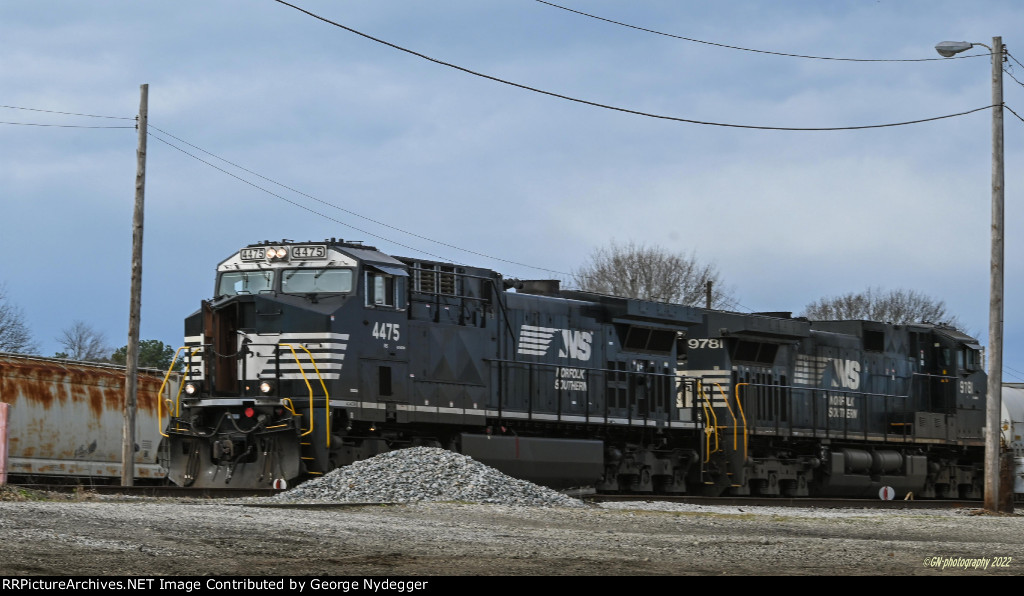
697, 381, 720, 462
279, 343, 316, 437
157, 346, 199, 438
733, 383, 750, 460
714, 382, 739, 451
296, 344, 331, 448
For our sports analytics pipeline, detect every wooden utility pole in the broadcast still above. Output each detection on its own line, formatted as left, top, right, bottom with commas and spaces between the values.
122, 84, 148, 486
985, 37, 1005, 512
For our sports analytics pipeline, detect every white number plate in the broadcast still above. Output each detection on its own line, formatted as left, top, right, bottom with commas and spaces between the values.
291, 245, 327, 260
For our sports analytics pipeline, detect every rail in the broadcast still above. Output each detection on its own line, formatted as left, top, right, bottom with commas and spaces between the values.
486, 358, 682, 426
697, 381, 720, 462
714, 382, 741, 452
157, 346, 199, 437
730, 380, 933, 442
278, 343, 330, 446
733, 383, 750, 460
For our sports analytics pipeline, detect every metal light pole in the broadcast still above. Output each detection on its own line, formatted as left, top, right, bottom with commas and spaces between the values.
935, 38, 1004, 512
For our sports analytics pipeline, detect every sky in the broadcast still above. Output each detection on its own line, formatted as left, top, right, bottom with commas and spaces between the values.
2, 1, 1024, 380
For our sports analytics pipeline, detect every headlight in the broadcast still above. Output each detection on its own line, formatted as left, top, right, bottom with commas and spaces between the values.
259, 381, 273, 394
184, 382, 198, 395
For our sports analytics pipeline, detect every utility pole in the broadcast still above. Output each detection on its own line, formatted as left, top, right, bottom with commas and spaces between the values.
122, 83, 147, 486
986, 37, 1005, 513
935, 36, 1008, 512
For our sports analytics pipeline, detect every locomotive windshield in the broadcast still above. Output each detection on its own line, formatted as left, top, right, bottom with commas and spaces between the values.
218, 270, 273, 296
282, 268, 353, 294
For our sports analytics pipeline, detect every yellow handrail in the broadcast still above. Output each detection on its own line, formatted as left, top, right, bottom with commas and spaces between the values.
697, 381, 720, 461
296, 344, 331, 448
157, 346, 199, 438
733, 383, 750, 460
714, 382, 739, 452
279, 343, 315, 437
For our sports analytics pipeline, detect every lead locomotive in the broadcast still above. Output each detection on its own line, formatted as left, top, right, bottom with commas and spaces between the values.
161, 239, 986, 498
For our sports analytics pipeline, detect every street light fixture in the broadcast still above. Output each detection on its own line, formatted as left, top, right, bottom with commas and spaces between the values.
935, 37, 1005, 512
935, 41, 977, 58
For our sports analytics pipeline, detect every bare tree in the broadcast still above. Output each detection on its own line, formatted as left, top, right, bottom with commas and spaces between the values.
801, 287, 961, 328
572, 241, 735, 308
56, 321, 112, 362
0, 283, 37, 353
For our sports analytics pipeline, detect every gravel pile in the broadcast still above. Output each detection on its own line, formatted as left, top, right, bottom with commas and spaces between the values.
275, 446, 587, 507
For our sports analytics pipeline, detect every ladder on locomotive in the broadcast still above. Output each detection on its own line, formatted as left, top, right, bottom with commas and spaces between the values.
277, 343, 332, 476
694, 379, 748, 491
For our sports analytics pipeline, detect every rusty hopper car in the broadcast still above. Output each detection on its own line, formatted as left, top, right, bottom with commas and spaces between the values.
163, 238, 987, 498
0, 353, 177, 481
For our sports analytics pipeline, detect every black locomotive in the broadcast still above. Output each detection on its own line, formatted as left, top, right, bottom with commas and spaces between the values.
160, 239, 987, 498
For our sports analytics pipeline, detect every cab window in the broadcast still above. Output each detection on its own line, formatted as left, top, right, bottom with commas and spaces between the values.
217, 271, 274, 296
282, 269, 353, 294
958, 346, 980, 371
366, 272, 405, 308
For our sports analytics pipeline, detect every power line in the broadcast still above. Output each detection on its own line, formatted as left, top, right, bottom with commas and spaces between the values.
535, 0, 990, 63
0, 121, 134, 129
1008, 51, 1024, 71
148, 125, 552, 269
273, 1, 996, 132
1005, 104, 1024, 124
1005, 68, 1024, 90
1004, 364, 1024, 383
0, 104, 134, 120
147, 130, 452, 261
146, 127, 572, 277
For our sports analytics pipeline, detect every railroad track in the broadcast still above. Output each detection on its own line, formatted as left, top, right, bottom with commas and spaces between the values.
5, 482, 985, 510
4, 483, 280, 499
584, 493, 985, 510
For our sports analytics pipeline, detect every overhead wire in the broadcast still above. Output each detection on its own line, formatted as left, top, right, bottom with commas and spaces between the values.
143, 125, 793, 301
1008, 51, 1024, 71
1000, 53, 1024, 123
0, 101, 574, 277
146, 126, 572, 277
0, 121, 135, 128
534, 0, 990, 63
0, 104, 136, 128
148, 125, 567, 274
272, 0, 995, 132
1006, 104, 1024, 124
0, 104, 134, 120
1003, 364, 1024, 383
1004, 67, 1024, 90
147, 131, 448, 264
148, 126, 764, 304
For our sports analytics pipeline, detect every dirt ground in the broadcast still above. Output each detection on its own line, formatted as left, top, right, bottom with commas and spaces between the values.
0, 488, 1021, 578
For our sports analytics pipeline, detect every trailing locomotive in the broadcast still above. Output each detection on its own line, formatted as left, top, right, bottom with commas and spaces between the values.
161, 239, 987, 498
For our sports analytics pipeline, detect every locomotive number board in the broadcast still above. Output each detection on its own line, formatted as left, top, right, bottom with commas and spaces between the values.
240, 248, 266, 261
291, 245, 327, 260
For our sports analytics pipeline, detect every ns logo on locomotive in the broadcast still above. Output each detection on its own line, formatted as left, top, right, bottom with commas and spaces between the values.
159, 239, 987, 498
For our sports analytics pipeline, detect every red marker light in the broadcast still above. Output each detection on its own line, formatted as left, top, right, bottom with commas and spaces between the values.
244, 407, 255, 418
